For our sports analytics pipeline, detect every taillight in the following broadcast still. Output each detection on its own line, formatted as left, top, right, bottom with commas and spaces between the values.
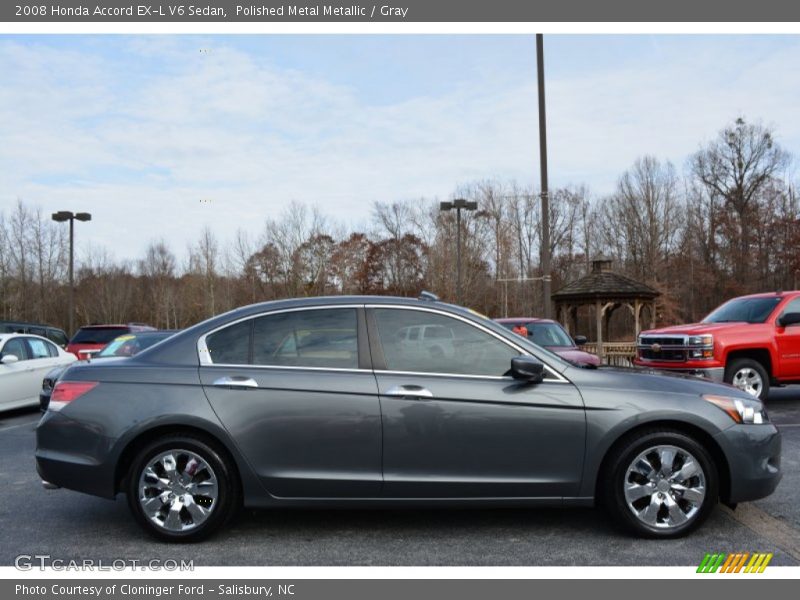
49, 381, 98, 411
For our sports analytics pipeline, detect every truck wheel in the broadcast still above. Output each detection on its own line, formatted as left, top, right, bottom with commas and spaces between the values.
602, 429, 718, 538
725, 358, 769, 401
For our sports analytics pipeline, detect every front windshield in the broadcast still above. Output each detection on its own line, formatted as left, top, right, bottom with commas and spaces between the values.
526, 323, 574, 347
703, 297, 782, 324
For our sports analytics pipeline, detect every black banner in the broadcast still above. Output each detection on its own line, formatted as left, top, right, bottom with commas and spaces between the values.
4, 0, 800, 22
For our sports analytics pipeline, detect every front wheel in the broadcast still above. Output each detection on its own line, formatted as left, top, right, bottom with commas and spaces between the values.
602, 429, 718, 538
126, 434, 239, 542
725, 358, 770, 401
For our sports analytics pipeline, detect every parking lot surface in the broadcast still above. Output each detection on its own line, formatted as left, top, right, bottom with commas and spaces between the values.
2, 389, 799, 566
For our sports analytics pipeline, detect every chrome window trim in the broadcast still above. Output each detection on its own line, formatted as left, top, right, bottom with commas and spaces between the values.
366, 304, 569, 384
197, 304, 364, 368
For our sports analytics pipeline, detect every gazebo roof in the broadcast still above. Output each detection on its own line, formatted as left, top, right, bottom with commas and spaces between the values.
552, 258, 660, 302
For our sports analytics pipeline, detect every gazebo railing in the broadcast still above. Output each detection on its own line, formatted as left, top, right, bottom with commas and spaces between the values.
580, 342, 637, 367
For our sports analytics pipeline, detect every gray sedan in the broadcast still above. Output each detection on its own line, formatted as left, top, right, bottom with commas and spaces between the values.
35, 295, 781, 542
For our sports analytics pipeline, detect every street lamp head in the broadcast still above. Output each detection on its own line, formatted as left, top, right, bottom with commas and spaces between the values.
51, 211, 73, 222
439, 201, 454, 211
75, 212, 92, 222
450, 198, 478, 211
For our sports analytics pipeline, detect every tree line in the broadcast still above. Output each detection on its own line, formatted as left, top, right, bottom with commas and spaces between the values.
1, 117, 797, 339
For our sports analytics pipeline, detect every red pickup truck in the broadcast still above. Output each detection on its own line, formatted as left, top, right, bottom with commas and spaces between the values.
634, 291, 800, 400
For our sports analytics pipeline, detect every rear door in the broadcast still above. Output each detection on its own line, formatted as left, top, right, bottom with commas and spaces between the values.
23, 337, 62, 388
368, 306, 586, 499
199, 306, 383, 498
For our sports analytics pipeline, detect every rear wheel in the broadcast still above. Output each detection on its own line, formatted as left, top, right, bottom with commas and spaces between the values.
725, 358, 769, 401
602, 429, 718, 538
126, 434, 239, 542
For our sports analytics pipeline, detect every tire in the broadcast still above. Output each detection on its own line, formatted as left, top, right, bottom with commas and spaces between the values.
601, 429, 718, 538
724, 358, 770, 401
126, 434, 240, 542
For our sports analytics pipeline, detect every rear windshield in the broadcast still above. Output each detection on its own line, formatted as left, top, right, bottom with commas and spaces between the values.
71, 327, 129, 345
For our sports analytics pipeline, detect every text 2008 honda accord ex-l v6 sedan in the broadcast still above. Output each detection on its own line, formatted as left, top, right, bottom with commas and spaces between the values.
36, 295, 781, 542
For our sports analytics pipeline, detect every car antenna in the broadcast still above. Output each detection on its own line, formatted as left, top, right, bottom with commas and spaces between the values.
418, 291, 440, 302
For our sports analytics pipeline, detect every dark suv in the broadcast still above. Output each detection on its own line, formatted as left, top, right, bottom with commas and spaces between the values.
0, 321, 69, 348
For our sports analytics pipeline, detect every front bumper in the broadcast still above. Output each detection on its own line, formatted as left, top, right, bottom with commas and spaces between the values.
633, 363, 725, 383
715, 423, 782, 503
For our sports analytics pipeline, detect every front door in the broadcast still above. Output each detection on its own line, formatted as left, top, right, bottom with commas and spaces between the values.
367, 306, 586, 499
775, 297, 800, 379
200, 306, 382, 498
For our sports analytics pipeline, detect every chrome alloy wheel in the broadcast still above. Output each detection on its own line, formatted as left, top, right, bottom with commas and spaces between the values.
623, 445, 706, 530
138, 450, 219, 532
731, 367, 763, 397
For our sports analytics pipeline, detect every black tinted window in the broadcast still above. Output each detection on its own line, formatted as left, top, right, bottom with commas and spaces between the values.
252, 309, 358, 369
48, 330, 68, 347
373, 309, 517, 377
206, 320, 252, 364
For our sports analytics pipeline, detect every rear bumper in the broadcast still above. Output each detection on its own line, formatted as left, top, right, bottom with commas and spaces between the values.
35, 411, 117, 499
715, 423, 782, 503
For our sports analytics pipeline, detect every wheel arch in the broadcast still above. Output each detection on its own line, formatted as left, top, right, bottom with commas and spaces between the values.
592, 419, 732, 505
113, 421, 246, 497
724, 348, 773, 379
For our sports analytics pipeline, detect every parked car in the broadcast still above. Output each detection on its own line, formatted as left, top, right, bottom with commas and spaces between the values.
36, 295, 781, 542
0, 321, 69, 348
66, 323, 156, 359
0, 333, 76, 411
634, 291, 800, 401
495, 318, 601, 367
40, 330, 178, 411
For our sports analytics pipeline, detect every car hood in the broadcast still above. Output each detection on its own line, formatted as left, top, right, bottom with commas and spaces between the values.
548, 347, 602, 367
567, 364, 750, 399
640, 322, 750, 336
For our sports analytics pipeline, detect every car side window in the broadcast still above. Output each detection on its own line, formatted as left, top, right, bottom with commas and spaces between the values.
1, 338, 29, 362
252, 308, 358, 369
26, 338, 54, 359
373, 309, 518, 377
206, 319, 252, 364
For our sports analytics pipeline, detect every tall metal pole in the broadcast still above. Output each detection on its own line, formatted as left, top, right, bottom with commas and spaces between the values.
68, 216, 74, 337
456, 207, 462, 305
536, 33, 552, 319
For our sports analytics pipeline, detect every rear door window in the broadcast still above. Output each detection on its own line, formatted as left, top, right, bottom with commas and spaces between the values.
26, 337, 55, 359
205, 319, 252, 365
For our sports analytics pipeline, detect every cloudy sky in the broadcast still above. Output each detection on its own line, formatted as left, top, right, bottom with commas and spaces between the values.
1, 35, 798, 262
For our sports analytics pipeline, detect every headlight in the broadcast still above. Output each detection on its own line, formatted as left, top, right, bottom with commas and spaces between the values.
688, 334, 713, 347
703, 394, 768, 424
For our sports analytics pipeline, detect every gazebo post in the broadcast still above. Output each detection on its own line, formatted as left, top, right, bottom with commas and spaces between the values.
595, 300, 604, 361
634, 299, 641, 337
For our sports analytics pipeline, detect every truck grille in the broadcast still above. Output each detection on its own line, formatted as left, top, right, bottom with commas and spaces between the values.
638, 336, 687, 362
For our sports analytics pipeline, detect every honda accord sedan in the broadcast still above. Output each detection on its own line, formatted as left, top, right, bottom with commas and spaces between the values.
36, 295, 781, 542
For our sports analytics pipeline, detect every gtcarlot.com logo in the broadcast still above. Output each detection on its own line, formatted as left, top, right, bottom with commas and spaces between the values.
697, 552, 773, 573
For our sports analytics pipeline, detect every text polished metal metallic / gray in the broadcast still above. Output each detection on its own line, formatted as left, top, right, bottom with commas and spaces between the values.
35, 295, 781, 542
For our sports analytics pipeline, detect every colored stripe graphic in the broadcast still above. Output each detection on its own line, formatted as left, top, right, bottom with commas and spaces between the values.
697, 552, 771, 573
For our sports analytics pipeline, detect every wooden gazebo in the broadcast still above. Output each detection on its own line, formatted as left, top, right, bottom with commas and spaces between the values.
552, 257, 660, 361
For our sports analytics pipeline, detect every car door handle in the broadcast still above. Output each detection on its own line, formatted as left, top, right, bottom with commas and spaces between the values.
383, 385, 433, 399
212, 376, 259, 389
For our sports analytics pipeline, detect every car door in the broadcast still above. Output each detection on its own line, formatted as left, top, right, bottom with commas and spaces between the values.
775, 297, 800, 378
24, 337, 62, 386
199, 306, 383, 498
0, 337, 33, 407
368, 306, 586, 499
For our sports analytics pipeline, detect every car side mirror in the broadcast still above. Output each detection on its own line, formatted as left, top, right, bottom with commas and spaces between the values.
1, 354, 19, 365
778, 312, 800, 328
573, 335, 588, 346
510, 356, 545, 383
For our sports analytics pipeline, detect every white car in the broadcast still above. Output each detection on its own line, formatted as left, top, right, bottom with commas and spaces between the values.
0, 333, 76, 411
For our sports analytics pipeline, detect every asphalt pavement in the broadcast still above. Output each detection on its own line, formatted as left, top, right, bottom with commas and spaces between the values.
1, 389, 799, 566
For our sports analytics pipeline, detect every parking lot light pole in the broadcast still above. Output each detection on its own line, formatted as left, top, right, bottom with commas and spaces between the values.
440, 199, 478, 305
51, 211, 92, 337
